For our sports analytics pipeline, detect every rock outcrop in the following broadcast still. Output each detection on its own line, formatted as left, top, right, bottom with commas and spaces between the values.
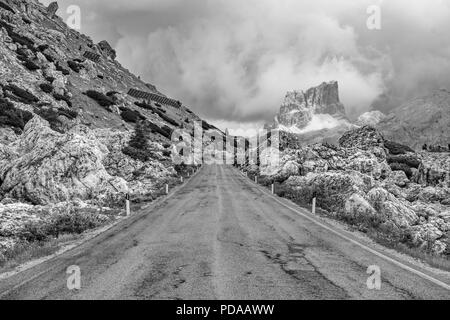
98, 40, 116, 60
46, 2, 59, 17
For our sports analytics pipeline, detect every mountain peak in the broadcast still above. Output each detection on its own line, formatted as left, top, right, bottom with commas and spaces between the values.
267, 81, 347, 131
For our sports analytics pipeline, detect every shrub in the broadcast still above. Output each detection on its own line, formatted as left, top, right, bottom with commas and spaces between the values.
123, 146, 154, 162
0, 1, 15, 14
10, 33, 35, 50
47, 211, 105, 236
384, 140, 415, 155
24, 59, 40, 70
129, 121, 150, 150
45, 76, 55, 83
120, 108, 146, 123
53, 93, 72, 108
16, 211, 108, 242
387, 154, 421, 169
134, 101, 179, 127
390, 162, 413, 179
58, 108, 78, 120
37, 44, 49, 52
106, 91, 119, 97
67, 60, 84, 73
0, 98, 34, 132
35, 108, 63, 133
43, 53, 55, 63
146, 121, 172, 139
3, 84, 39, 104
134, 101, 155, 111
122, 121, 156, 162
55, 63, 70, 75
36, 108, 77, 133
162, 150, 171, 157
85, 90, 115, 108
39, 83, 54, 94
16, 221, 50, 242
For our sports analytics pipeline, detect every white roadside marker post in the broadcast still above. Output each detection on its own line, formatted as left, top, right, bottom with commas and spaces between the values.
255, 176, 258, 184
126, 193, 131, 217
312, 197, 316, 214
166, 184, 169, 195
181, 176, 184, 183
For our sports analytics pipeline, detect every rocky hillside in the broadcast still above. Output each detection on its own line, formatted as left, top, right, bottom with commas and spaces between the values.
0, 0, 205, 205
249, 126, 450, 256
0, 0, 208, 261
376, 89, 450, 149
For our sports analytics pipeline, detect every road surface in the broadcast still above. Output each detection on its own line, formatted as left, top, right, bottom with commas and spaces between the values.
0, 165, 449, 300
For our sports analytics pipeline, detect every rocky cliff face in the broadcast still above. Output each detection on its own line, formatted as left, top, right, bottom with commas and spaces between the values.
376, 89, 450, 149
268, 81, 347, 131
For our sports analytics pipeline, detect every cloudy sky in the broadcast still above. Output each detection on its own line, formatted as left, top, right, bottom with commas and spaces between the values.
40, 0, 450, 134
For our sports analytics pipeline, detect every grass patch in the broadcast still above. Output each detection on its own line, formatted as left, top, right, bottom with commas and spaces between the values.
367, 231, 450, 272
0, 235, 77, 273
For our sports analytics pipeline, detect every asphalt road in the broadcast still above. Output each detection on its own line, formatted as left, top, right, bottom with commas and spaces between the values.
0, 165, 449, 300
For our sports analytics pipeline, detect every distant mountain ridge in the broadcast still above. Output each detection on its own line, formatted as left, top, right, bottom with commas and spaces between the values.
376, 89, 450, 149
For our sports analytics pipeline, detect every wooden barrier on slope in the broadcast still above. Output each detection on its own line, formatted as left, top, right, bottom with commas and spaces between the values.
128, 88, 181, 108
83, 51, 101, 63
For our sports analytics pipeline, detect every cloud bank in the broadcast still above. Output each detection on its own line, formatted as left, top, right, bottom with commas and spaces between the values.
41, 0, 450, 130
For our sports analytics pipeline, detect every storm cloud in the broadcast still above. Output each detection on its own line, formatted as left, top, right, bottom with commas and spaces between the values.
41, 0, 450, 131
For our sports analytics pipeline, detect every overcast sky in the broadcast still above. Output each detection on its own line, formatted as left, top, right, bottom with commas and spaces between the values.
40, 0, 450, 134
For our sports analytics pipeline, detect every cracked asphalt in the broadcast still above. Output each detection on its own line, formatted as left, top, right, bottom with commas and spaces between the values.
0, 165, 449, 300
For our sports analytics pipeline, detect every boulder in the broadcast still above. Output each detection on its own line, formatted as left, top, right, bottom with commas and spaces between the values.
344, 193, 377, 224
389, 170, 410, 188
